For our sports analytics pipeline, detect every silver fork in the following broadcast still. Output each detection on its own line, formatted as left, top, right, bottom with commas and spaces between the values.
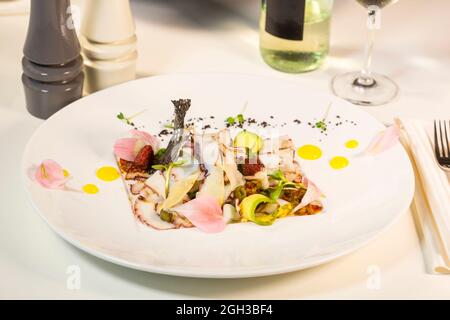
434, 120, 450, 171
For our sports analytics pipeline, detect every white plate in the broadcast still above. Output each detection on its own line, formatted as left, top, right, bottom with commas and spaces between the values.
22, 74, 414, 278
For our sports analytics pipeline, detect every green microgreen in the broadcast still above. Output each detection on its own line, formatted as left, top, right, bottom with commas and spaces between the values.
315, 120, 327, 131
226, 116, 236, 125
236, 113, 245, 125
225, 102, 247, 127
268, 170, 303, 200
155, 148, 167, 158
116, 112, 135, 126
116, 109, 147, 127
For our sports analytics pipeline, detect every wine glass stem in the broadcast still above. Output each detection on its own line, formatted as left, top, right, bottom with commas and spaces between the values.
356, 9, 377, 87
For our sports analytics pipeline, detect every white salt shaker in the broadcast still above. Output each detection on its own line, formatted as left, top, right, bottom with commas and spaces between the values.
80, 0, 137, 93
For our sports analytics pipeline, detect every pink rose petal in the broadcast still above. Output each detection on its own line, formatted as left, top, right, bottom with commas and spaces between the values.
173, 195, 226, 233
34, 159, 68, 189
113, 138, 139, 161
293, 177, 324, 212
365, 125, 400, 156
114, 130, 161, 162
131, 129, 160, 151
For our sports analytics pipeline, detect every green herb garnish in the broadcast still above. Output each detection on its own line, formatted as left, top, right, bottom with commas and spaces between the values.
225, 102, 248, 127
315, 120, 327, 131
268, 169, 285, 181
226, 116, 236, 125
155, 148, 167, 158
312, 102, 332, 133
117, 112, 135, 126
237, 113, 245, 125
225, 113, 246, 126
270, 184, 285, 201
116, 110, 147, 127
268, 170, 303, 201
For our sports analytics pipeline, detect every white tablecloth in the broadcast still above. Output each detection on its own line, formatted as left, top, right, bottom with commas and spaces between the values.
0, 0, 449, 299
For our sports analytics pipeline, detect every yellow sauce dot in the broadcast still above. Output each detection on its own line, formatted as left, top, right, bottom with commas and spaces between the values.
63, 169, 70, 177
96, 166, 120, 182
330, 156, 349, 170
82, 184, 99, 194
297, 145, 322, 160
345, 140, 359, 149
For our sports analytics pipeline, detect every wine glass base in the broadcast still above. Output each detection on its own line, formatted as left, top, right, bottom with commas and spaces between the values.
331, 72, 399, 106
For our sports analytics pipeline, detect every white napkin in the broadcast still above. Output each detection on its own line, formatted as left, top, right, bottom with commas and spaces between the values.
397, 118, 450, 274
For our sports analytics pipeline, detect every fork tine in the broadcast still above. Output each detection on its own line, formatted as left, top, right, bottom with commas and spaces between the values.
441, 120, 449, 158
439, 120, 446, 158
445, 120, 450, 158
434, 120, 441, 158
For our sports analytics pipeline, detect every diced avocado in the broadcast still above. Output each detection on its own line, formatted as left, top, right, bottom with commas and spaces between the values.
234, 185, 247, 201
233, 130, 263, 154
240, 194, 276, 226
160, 210, 174, 223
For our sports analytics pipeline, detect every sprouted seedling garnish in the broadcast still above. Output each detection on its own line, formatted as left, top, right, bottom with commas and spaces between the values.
226, 116, 236, 125
318, 102, 332, 132
237, 113, 245, 125
117, 112, 134, 126
225, 102, 247, 127
226, 113, 245, 127
152, 159, 186, 197
116, 110, 147, 127
314, 120, 327, 131
268, 169, 303, 201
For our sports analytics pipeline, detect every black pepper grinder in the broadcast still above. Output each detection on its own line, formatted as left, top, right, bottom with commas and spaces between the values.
22, 0, 84, 119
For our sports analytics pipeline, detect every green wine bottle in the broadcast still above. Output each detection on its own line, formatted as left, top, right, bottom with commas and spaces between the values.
260, 0, 333, 73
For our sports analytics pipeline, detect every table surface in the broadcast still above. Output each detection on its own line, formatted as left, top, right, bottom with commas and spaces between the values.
1, 0, 449, 299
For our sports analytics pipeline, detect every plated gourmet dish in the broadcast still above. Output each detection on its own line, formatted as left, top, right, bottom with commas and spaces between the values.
114, 99, 324, 233
24, 74, 411, 277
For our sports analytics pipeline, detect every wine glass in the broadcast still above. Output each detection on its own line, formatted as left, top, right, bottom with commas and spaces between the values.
331, 0, 399, 106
